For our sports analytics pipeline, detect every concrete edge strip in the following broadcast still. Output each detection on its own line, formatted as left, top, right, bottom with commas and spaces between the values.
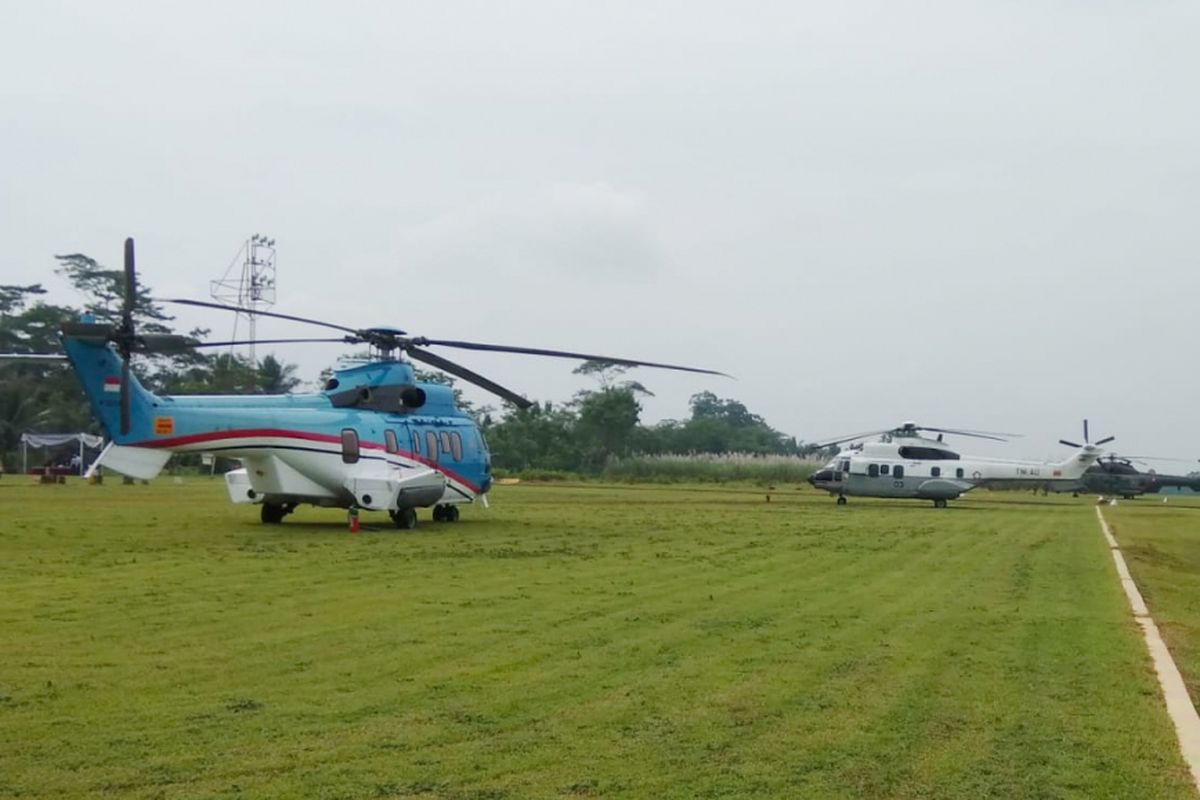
1097, 507, 1200, 791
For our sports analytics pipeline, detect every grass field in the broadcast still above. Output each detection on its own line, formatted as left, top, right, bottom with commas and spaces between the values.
1, 479, 1197, 799
1105, 498, 1200, 710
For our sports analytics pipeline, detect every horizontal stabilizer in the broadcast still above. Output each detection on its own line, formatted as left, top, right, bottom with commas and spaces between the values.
89, 442, 171, 480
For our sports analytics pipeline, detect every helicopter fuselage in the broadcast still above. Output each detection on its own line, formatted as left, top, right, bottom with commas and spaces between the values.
1048, 461, 1200, 499
809, 435, 1101, 506
62, 336, 490, 519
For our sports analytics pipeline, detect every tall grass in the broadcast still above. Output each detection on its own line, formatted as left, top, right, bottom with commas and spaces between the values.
601, 452, 822, 484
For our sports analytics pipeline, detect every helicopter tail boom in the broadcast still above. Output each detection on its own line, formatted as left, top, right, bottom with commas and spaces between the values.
1053, 446, 1104, 480
60, 335, 159, 447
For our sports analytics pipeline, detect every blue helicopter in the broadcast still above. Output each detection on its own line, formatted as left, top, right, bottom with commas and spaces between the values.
61, 239, 724, 529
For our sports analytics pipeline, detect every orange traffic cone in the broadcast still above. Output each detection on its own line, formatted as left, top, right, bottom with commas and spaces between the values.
348, 508, 360, 533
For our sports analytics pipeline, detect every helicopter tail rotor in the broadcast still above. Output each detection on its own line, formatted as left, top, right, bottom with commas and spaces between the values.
1059, 419, 1114, 450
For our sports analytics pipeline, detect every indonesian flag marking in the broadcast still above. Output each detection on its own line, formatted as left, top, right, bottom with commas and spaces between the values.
103, 377, 121, 393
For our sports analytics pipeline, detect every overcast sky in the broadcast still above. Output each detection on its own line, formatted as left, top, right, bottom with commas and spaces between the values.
3, 1, 1198, 461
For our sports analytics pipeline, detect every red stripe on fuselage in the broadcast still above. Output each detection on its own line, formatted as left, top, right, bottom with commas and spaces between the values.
129, 427, 481, 494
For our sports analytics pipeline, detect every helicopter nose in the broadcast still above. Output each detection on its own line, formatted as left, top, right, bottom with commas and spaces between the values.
809, 469, 833, 486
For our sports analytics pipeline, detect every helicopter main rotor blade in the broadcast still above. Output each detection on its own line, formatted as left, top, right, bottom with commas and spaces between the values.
1059, 439, 1083, 448
132, 334, 205, 353
185, 337, 353, 349
1093, 435, 1115, 447
61, 322, 116, 341
1120, 455, 1197, 462
1083, 419, 1090, 444
407, 347, 532, 409
0, 353, 68, 363
810, 429, 895, 448
123, 237, 137, 329
120, 357, 131, 435
119, 238, 138, 436
919, 426, 1020, 440
415, 339, 730, 378
919, 427, 1010, 442
163, 298, 360, 336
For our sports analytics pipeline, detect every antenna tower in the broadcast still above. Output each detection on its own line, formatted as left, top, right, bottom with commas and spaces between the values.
210, 234, 277, 364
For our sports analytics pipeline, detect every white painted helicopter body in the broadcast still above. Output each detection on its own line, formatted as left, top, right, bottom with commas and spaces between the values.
809, 427, 1104, 507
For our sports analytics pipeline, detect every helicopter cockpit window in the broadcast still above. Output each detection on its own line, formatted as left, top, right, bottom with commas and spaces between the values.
450, 432, 463, 461
839, 460, 850, 472
384, 429, 399, 455
868, 463, 879, 478
880, 464, 890, 476
425, 431, 439, 463
341, 428, 360, 464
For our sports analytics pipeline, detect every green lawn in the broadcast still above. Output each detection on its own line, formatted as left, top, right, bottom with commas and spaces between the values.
1103, 496, 1200, 706
0, 480, 1194, 799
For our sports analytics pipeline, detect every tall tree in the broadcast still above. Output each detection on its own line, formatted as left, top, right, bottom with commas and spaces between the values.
257, 354, 301, 394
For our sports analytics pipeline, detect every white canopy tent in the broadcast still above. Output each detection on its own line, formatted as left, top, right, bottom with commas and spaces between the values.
20, 432, 105, 474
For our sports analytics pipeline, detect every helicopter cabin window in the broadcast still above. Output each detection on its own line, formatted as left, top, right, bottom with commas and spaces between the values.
931, 466, 941, 478
384, 430, 399, 455
880, 464, 890, 476
439, 431, 452, 456
450, 432, 463, 461
893, 465, 904, 479
341, 428, 360, 464
868, 463, 879, 478
411, 430, 421, 455
425, 431, 438, 462
956, 467, 965, 479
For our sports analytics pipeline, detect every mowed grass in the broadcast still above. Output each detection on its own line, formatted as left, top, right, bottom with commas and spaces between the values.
1103, 496, 1200, 708
0, 479, 1194, 799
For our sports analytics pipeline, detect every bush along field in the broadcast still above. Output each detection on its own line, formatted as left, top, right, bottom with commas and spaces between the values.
600, 453, 821, 485
1, 479, 1196, 799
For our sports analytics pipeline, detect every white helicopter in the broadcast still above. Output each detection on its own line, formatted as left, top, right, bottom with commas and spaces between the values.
807, 421, 1108, 507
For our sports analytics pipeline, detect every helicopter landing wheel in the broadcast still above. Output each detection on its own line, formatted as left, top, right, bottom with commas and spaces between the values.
261, 503, 287, 524
836, 496, 847, 506
391, 508, 418, 530
933, 499, 948, 509
433, 504, 461, 522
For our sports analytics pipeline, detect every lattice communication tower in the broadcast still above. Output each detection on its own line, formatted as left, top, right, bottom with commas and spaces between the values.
210, 234, 277, 364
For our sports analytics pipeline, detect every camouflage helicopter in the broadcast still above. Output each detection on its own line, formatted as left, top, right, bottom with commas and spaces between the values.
1053, 454, 1200, 500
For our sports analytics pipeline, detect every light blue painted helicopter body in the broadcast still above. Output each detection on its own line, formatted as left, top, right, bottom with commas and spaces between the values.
62, 335, 490, 526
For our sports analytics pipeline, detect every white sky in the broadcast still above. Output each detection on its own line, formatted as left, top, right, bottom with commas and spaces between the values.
3, 1, 1198, 461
